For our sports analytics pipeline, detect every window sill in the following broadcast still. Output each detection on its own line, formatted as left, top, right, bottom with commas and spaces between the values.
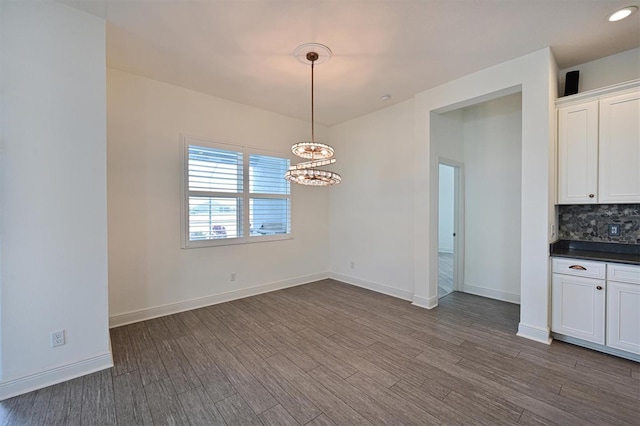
182, 234, 293, 249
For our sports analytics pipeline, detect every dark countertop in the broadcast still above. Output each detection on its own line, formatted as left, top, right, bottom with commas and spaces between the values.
550, 240, 640, 266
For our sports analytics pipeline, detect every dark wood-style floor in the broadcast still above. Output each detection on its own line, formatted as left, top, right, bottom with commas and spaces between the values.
438, 252, 454, 298
2, 280, 639, 425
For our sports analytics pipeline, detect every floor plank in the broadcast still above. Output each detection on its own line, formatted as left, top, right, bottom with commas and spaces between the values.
192, 307, 244, 347
110, 326, 137, 377
177, 386, 226, 426
21, 387, 51, 425
112, 369, 153, 425
258, 404, 300, 426
305, 413, 337, 426
200, 337, 278, 414
143, 378, 189, 426
175, 335, 235, 402
308, 365, 400, 424
228, 343, 322, 425
215, 393, 263, 426
345, 372, 443, 425
43, 377, 84, 426
81, 369, 116, 425
266, 353, 372, 425
3, 391, 38, 426
389, 380, 486, 426
272, 323, 358, 379
156, 338, 201, 395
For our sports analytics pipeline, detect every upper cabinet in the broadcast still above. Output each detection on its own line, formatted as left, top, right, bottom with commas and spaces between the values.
558, 101, 599, 204
598, 91, 640, 203
557, 80, 640, 205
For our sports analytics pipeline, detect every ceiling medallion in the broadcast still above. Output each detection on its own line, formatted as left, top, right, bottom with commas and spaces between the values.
285, 43, 341, 187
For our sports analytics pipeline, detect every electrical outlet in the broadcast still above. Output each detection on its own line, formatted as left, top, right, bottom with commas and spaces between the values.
51, 330, 65, 348
608, 224, 621, 237
230, 272, 236, 282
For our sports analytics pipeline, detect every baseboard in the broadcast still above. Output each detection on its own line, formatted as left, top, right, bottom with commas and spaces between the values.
463, 283, 520, 304
411, 294, 438, 309
517, 322, 552, 345
109, 272, 329, 327
0, 352, 113, 401
552, 333, 640, 362
329, 272, 414, 301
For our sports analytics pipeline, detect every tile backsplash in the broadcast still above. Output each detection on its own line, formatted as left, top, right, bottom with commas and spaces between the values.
558, 204, 640, 244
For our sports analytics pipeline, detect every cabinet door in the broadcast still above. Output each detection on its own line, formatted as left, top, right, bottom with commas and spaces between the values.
552, 273, 605, 344
607, 281, 640, 355
599, 91, 640, 203
557, 101, 599, 204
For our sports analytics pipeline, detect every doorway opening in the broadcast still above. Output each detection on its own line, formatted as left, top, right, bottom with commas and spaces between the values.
438, 161, 463, 299
433, 92, 522, 306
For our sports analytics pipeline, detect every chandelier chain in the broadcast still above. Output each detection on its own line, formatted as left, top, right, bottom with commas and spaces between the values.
311, 58, 315, 142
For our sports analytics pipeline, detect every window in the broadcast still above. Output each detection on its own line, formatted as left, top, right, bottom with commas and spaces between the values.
182, 136, 291, 248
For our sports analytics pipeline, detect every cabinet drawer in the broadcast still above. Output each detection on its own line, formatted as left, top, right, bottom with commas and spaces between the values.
608, 263, 640, 285
552, 258, 606, 279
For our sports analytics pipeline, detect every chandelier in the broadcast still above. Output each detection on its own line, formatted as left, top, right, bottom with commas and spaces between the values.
285, 43, 341, 186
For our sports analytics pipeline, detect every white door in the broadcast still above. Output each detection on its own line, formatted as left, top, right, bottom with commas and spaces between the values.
598, 91, 640, 203
552, 273, 605, 344
557, 101, 599, 204
607, 281, 640, 354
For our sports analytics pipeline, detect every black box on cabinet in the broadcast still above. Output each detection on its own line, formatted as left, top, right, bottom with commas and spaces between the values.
564, 70, 580, 96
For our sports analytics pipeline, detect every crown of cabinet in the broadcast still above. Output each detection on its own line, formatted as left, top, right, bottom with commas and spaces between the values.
556, 79, 640, 107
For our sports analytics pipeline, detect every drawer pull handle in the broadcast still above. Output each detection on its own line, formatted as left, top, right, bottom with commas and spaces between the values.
569, 265, 587, 270
589, 194, 595, 199
596, 286, 603, 290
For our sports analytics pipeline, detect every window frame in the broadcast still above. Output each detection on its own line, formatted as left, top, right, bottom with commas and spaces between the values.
181, 135, 292, 249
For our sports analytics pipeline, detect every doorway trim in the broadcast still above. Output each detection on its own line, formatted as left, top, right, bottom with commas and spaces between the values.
438, 157, 464, 297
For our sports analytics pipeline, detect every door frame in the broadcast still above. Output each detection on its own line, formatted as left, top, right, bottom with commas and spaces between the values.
438, 158, 465, 295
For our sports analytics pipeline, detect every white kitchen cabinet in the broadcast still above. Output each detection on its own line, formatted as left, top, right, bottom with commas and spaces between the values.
598, 91, 640, 203
606, 263, 640, 355
557, 101, 599, 204
556, 80, 640, 204
552, 272, 605, 344
552, 258, 640, 359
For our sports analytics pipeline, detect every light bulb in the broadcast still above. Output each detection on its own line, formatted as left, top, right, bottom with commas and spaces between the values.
608, 6, 638, 22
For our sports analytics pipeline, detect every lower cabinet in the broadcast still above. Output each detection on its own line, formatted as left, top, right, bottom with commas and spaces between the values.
551, 273, 605, 344
552, 258, 640, 357
607, 277, 640, 354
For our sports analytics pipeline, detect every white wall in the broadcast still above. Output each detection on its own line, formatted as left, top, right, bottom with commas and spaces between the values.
559, 47, 640, 95
107, 69, 330, 324
432, 110, 464, 163
328, 99, 415, 300
462, 93, 522, 303
0, 1, 111, 399
437, 165, 455, 254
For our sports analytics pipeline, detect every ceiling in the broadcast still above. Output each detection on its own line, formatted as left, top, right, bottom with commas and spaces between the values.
61, 0, 640, 126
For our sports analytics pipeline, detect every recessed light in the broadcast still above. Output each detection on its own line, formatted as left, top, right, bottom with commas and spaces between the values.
608, 6, 638, 22
381, 94, 392, 101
